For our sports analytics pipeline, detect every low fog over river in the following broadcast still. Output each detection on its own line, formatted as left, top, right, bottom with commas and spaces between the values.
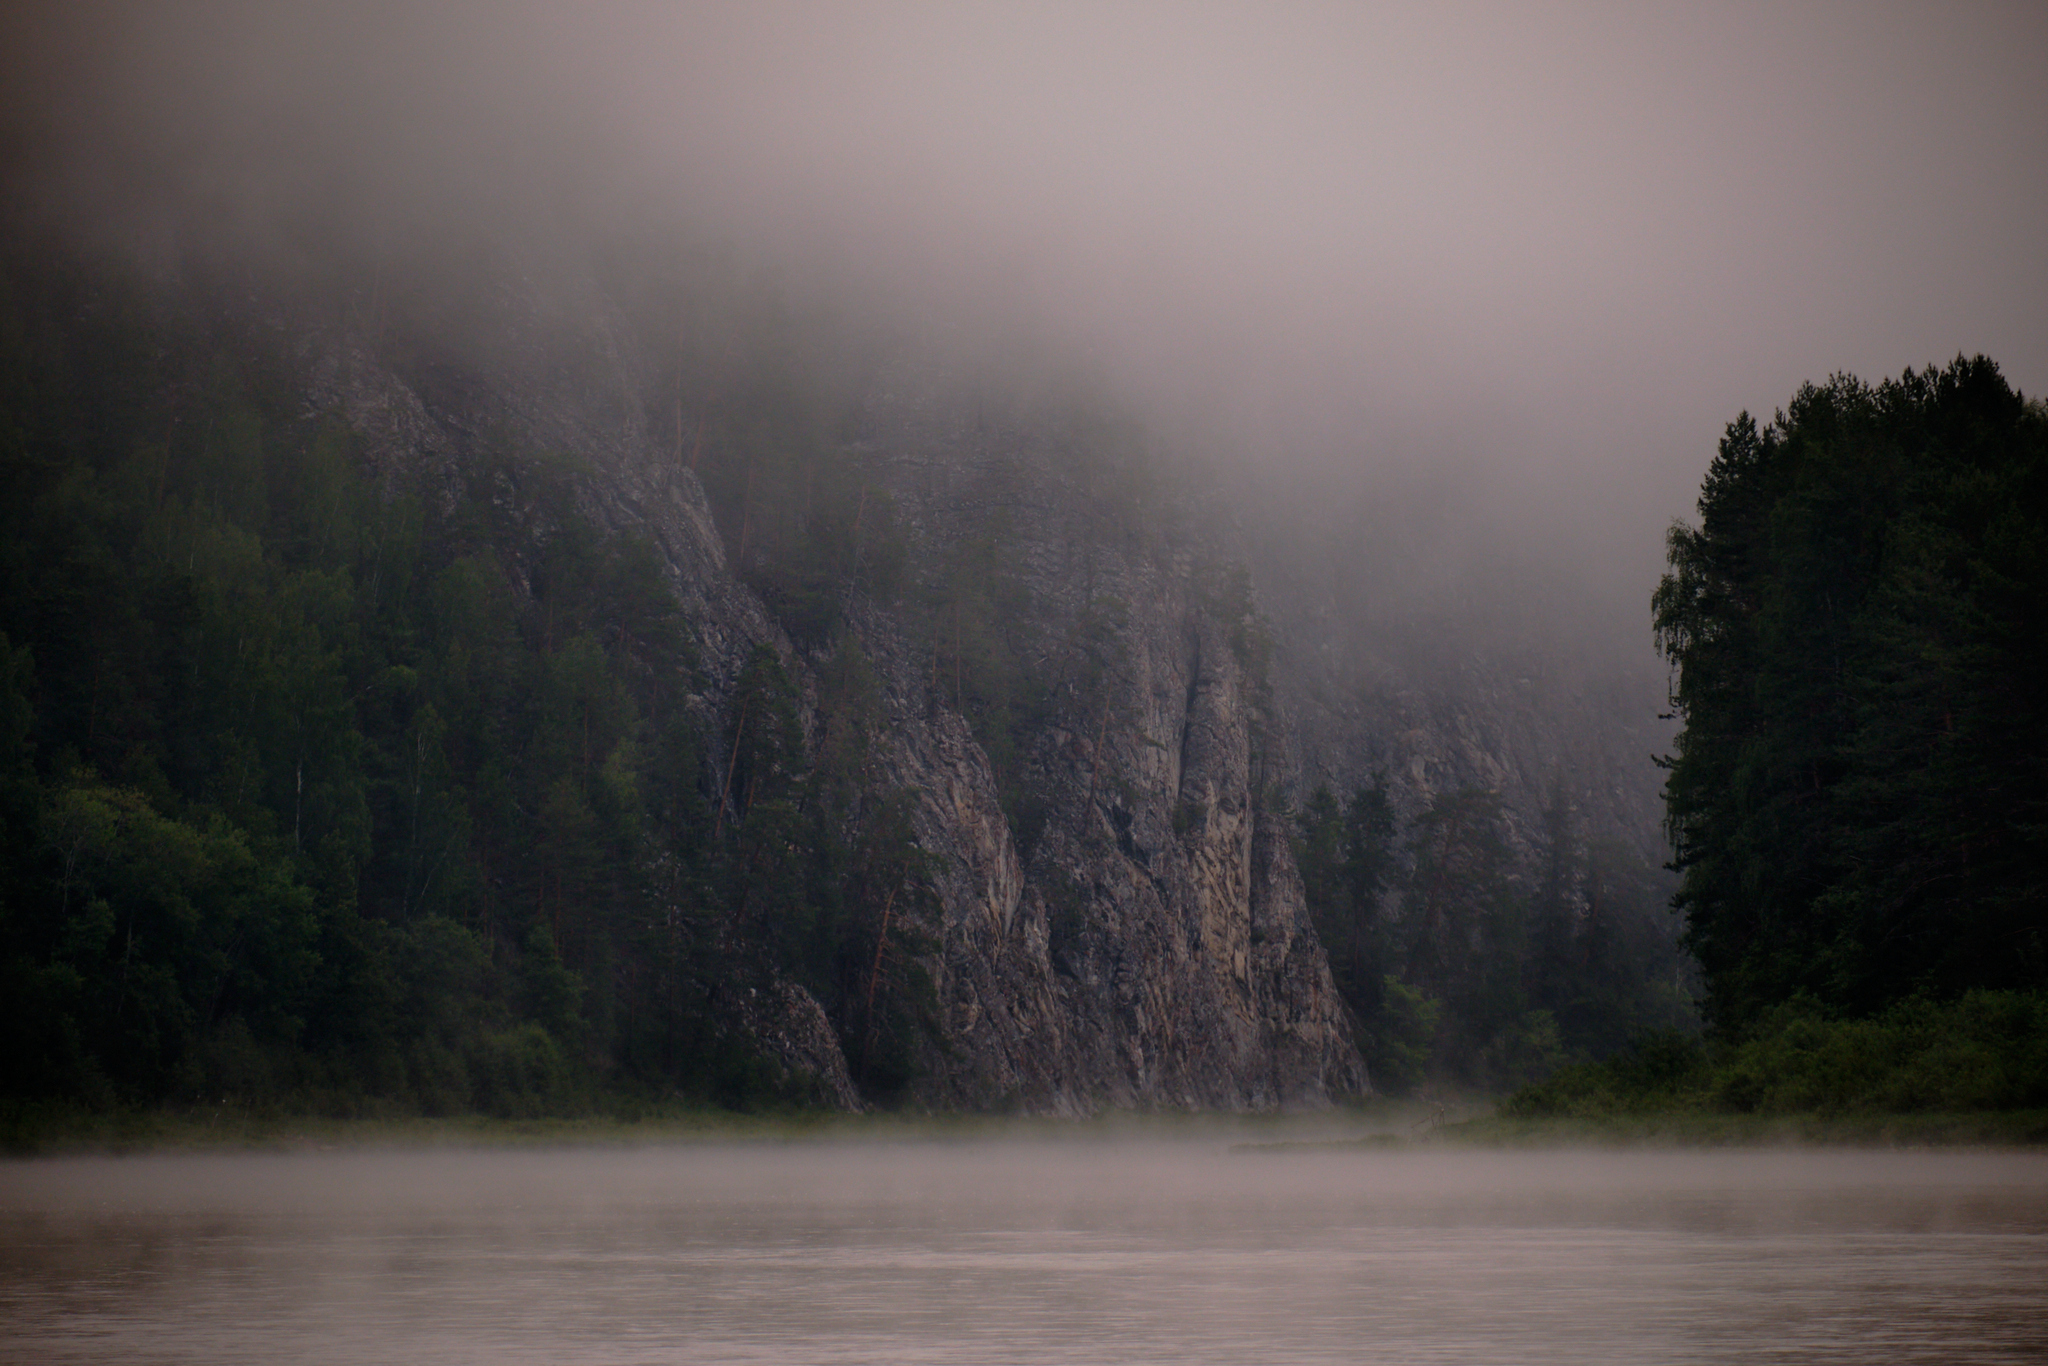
5, 1139, 2045, 1364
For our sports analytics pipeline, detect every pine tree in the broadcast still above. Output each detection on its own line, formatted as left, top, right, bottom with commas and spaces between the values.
1656, 358, 2048, 1030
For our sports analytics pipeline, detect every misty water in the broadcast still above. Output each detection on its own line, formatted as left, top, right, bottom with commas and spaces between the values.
3, 1139, 2045, 1364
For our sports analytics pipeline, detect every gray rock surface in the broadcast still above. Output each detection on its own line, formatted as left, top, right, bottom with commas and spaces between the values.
286, 267, 1370, 1112
848, 400, 1367, 1111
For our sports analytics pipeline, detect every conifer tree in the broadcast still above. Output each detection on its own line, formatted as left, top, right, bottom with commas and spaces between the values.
1656, 357, 2047, 1029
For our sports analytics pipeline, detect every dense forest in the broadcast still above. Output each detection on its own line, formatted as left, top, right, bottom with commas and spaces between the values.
1506, 359, 2048, 1123
0, 242, 957, 1115
0, 221, 1710, 1118
1291, 778, 1689, 1092
21, 215, 2037, 1125
1653, 357, 2047, 1030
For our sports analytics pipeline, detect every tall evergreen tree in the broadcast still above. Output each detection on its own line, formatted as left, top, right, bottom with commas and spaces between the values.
1655, 357, 2048, 1030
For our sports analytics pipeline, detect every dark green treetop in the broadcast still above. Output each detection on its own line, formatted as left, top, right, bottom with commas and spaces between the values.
1654, 356, 2047, 1030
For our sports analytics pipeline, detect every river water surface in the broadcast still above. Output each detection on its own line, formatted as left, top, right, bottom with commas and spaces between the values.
3, 1138, 2044, 1363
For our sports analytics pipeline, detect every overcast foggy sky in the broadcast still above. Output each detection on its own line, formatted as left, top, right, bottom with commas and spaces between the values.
7, 1, 2046, 640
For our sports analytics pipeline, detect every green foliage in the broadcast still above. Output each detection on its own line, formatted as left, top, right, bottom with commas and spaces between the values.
1361, 976, 1440, 1095
1496, 1030, 1710, 1119
1503, 991, 2048, 1119
2, 776, 320, 1099
0, 244, 945, 1116
1396, 787, 1582, 1090
1655, 358, 2048, 1030
1295, 778, 1690, 1094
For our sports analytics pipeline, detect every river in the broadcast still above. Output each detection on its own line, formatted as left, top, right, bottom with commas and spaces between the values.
3, 1138, 2044, 1363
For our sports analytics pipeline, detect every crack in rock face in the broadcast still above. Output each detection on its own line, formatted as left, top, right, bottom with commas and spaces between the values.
234, 262, 1369, 1114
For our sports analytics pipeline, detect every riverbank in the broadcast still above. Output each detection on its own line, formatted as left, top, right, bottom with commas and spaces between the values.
1433, 1108, 2048, 1148
0, 1097, 1459, 1157
13, 1097, 2048, 1157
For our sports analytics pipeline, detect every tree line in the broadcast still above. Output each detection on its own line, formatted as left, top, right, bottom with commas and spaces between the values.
1293, 777, 1691, 1093
1653, 356, 2046, 1032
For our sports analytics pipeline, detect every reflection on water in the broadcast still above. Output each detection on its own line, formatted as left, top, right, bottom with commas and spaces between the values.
3, 1140, 2045, 1364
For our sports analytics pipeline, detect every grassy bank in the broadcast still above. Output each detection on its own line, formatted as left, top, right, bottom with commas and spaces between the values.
1237, 993, 2048, 1151
15, 992, 2048, 1155
1435, 1108, 2048, 1148
1236, 1107, 2048, 1152
1427, 989, 2048, 1146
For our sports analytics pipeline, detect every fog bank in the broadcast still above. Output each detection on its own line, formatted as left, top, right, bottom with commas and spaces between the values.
7, 1, 2044, 652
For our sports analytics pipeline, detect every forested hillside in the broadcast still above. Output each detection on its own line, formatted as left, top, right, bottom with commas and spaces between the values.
0, 228, 1368, 1118
0, 220, 1701, 1120
0, 240, 939, 1113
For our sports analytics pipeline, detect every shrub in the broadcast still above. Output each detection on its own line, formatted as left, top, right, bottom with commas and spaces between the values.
1499, 991, 2048, 1118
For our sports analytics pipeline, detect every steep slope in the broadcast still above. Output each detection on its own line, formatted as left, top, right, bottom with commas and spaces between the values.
838, 397, 1365, 1108
299, 263, 1366, 1110
7, 235, 1677, 1113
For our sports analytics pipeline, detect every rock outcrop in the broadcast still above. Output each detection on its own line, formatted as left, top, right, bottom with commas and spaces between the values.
286, 265, 1366, 1112
854, 584, 1365, 1112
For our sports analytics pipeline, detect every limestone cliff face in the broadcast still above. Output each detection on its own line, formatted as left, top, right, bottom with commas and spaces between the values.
851, 592, 1364, 1112
817, 383, 1366, 1110
283, 271, 1366, 1111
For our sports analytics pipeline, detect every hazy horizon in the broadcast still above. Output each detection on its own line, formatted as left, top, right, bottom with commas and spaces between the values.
6, 0, 2044, 657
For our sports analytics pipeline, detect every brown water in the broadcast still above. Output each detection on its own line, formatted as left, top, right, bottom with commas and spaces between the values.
2, 1140, 2044, 1364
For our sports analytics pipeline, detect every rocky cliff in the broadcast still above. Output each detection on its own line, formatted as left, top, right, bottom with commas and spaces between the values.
845, 402, 1366, 1110
284, 261, 1365, 1112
